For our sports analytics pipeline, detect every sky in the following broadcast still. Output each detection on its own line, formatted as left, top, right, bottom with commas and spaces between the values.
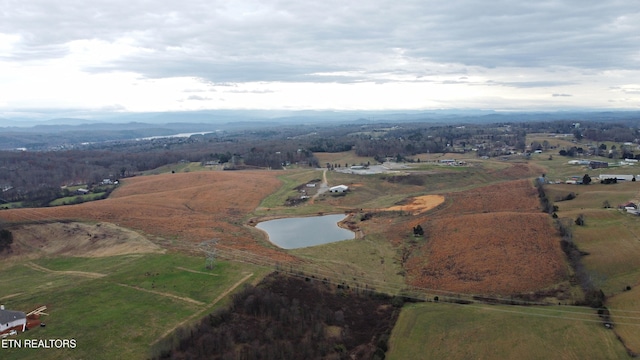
1, 0, 640, 119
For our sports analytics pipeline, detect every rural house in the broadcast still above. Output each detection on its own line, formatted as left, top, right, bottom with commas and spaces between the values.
0, 305, 27, 334
329, 185, 349, 193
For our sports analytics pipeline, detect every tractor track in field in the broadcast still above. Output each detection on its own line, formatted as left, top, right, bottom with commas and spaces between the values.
24, 262, 106, 279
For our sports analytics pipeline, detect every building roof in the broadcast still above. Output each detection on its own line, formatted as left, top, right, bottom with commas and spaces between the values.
0, 309, 26, 323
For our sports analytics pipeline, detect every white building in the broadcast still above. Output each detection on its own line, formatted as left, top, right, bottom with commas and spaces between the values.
599, 174, 638, 181
329, 185, 349, 193
0, 306, 27, 334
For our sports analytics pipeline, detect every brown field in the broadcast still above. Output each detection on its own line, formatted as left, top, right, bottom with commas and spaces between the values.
0, 171, 297, 262
404, 179, 568, 296
437, 178, 541, 216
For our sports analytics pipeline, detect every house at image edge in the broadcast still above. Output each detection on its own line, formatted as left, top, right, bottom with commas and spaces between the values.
0, 305, 27, 334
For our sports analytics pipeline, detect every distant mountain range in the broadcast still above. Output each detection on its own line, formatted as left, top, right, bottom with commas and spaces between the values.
1, 109, 639, 151
2, 109, 640, 130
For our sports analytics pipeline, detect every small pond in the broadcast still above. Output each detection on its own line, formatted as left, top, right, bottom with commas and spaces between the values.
255, 214, 354, 249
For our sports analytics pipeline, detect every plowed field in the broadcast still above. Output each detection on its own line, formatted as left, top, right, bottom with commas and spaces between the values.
0, 171, 297, 262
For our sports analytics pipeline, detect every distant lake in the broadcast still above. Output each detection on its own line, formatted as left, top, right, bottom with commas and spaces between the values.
138, 131, 217, 141
256, 214, 354, 249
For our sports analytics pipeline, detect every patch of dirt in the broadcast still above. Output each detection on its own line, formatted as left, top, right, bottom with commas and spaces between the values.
9, 222, 164, 258
385, 195, 445, 215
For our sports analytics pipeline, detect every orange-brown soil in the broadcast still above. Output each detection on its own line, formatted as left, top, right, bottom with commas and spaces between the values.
0, 171, 297, 263
385, 195, 445, 215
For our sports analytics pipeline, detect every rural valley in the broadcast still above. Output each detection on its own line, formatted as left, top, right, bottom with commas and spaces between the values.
2, 116, 640, 359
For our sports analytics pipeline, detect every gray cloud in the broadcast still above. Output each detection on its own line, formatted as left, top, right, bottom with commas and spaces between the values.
3, 0, 639, 85
1, 0, 640, 118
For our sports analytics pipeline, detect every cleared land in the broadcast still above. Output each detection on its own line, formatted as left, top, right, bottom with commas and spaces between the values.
385, 195, 445, 215
7, 222, 163, 259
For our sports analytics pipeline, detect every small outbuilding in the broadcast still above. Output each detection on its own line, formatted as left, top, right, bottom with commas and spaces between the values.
0, 305, 27, 334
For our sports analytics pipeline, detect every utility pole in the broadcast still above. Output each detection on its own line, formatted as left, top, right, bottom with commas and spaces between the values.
199, 239, 219, 270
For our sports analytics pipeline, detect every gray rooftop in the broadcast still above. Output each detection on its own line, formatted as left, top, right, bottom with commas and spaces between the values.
0, 309, 26, 323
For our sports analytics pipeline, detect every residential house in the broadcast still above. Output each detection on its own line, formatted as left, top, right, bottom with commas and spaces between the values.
0, 305, 26, 334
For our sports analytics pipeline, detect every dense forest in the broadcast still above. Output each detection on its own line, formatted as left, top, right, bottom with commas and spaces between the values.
154, 272, 401, 360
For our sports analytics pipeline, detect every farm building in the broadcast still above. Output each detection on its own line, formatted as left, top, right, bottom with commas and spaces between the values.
599, 174, 638, 181
0, 305, 27, 334
329, 185, 349, 193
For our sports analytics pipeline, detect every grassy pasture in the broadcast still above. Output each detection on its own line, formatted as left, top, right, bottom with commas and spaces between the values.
540, 176, 640, 354
49, 192, 106, 206
547, 182, 640, 295
388, 302, 629, 360
0, 253, 268, 360
289, 232, 406, 293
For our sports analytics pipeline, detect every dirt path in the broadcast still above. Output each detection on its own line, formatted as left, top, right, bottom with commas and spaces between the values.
24, 262, 106, 279
175, 266, 220, 276
310, 169, 329, 204
151, 272, 254, 346
0, 293, 23, 301
116, 283, 205, 306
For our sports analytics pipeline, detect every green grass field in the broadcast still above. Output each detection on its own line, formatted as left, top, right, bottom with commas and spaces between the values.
0, 253, 269, 360
388, 302, 629, 360
545, 182, 640, 296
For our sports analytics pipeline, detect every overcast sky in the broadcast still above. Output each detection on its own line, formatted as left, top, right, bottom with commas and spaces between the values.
1, 0, 639, 118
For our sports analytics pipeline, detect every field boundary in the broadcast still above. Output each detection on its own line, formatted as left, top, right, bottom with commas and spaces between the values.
175, 266, 220, 276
